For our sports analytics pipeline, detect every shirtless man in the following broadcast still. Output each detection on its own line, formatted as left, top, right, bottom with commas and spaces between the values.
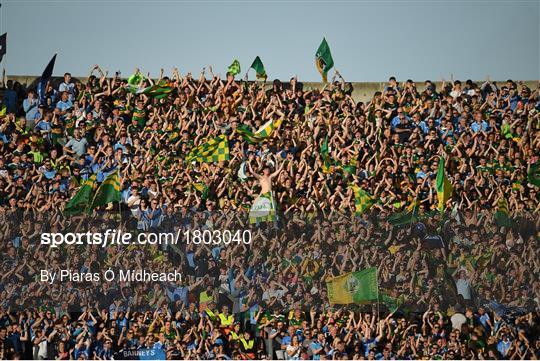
248, 159, 284, 195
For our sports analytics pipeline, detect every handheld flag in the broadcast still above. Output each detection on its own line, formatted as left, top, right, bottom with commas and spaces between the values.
436, 156, 453, 213
250, 56, 267, 81
127, 71, 144, 86
37, 54, 57, 104
186, 135, 230, 163
315, 38, 334, 83
193, 182, 209, 200
126, 71, 145, 93
90, 171, 121, 210
380, 291, 406, 313
64, 175, 96, 216
388, 199, 419, 226
351, 185, 373, 216
494, 196, 512, 227
236, 117, 283, 143
141, 80, 173, 99
320, 136, 334, 173
326, 267, 378, 304
249, 192, 278, 224
227, 59, 241, 76
0, 33, 6, 63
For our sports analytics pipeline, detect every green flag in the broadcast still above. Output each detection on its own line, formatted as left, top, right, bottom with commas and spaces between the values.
126, 71, 145, 94
436, 156, 453, 213
141, 80, 173, 99
315, 38, 334, 83
186, 135, 230, 163
90, 171, 121, 210
380, 292, 406, 313
227, 59, 241, 76
127, 71, 144, 86
249, 192, 278, 224
528, 162, 540, 186
250, 56, 267, 80
236, 117, 283, 143
494, 196, 512, 227
321, 135, 334, 173
64, 175, 96, 216
388, 200, 418, 226
326, 267, 378, 304
350, 185, 373, 216
193, 183, 209, 200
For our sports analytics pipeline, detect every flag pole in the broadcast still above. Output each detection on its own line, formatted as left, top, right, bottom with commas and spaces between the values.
118, 169, 123, 230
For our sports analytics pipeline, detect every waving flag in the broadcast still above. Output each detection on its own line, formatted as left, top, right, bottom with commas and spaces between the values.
126, 71, 145, 93
186, 135, 230, 163
64, 175, 96, 216
249, 192, 278, 224
90, 171, 121, 210
351, 185, 373, 215
237, 117, 283, 143
436, 156, 453, 213
250, 56, 267, 80
227, 59, 241, 76
315, 38, 334, 83
141, 80, 173, 99
494, 196, 512, 227
326, 267, 378, 304
321, 136, 333, 173
388, 199, 419, 226
37, 54, 57, 104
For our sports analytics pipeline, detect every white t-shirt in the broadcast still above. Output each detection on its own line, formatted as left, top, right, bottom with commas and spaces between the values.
456, 278, 472, 300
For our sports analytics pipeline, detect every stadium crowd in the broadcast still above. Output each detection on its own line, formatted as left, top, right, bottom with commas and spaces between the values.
0, 66, 539, 360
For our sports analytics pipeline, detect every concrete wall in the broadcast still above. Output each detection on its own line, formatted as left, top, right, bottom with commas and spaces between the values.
5, 75, 538, 102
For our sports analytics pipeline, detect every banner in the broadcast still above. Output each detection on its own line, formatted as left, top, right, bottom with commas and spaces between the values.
326, 267, 378, 304
249, 192, 277, 224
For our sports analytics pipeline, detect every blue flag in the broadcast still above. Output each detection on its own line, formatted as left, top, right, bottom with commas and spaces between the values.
37, 54, 57, 104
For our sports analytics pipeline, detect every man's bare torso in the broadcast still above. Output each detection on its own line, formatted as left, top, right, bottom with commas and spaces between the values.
259, 175, 272, 194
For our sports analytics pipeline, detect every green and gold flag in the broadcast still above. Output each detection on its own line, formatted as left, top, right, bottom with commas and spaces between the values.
351, 185, 373, 216
250, 56, 267, 81
315, 38, 334, 83
388, 199, 419, 226
338, 158, 357, 176
90, 171, 121, 210
237, 117, 283, 143
321, 136, 333, 173
193, 183, 209, 200
249, 192, 278, 224
494, 196, 512, 227
186, 135, 230, 163
64, 174, 96, 216
141, 80, 173, 99
380, 291, 406, 313
436, 156, 453, 213
227, 59, 241, 76
326, 267, 378, 305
